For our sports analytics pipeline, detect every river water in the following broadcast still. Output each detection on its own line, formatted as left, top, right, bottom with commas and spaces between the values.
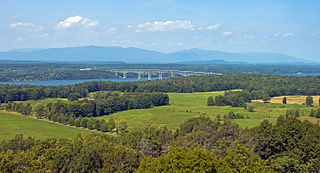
1, 73, 320, 86
0, 77, 169, 86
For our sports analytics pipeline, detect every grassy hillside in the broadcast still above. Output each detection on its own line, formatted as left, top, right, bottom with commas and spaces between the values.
97, 91, 284, 130
0, 112, 93, 141
8, 91, 318, 133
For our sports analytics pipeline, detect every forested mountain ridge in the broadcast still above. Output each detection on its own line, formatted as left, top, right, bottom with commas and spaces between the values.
0, 46, 310, 64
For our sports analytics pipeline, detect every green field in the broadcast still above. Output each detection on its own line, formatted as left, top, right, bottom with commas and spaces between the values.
7, 91, 317, 135
97, 91, 300, 130
0, 112, 93, 141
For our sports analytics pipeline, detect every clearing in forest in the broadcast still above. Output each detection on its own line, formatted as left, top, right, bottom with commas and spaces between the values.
0, 112, 93, 141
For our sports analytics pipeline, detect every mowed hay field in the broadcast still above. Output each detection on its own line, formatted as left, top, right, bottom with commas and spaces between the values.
98, 91, 280, 130
253, 95, 320, 105
0, 112, 93, 141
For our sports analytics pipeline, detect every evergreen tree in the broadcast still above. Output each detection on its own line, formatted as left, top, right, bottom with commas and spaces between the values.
282, 97, 287, 104
207, 96, 214, 106
248, 104, 255, 112
310, 109, 315, 117
295, 110, 300, 117
317, 109, 320, 118
306, 96, 314, 106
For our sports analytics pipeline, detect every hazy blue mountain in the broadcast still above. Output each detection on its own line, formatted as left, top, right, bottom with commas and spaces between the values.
0, 46, 169, 63
169, 48, 309, 64
0, 46, 311, 64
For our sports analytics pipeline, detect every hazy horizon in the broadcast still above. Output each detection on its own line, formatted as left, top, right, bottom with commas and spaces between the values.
1, 0, 319, 61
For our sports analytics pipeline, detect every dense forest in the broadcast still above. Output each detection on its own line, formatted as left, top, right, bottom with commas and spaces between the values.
1, 115, 319, 172
1, 62, 320, 81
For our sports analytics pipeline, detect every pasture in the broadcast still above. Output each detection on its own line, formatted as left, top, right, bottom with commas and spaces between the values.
0, 112, 92, 141
97, 91, 285, 130
7, 91, 319, 133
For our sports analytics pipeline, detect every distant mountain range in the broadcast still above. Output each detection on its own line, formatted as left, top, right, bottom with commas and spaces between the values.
0, 46, 312, 64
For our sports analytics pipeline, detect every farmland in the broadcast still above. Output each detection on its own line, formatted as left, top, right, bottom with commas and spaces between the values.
0, 111, 93, 141
97, 92, 318, 130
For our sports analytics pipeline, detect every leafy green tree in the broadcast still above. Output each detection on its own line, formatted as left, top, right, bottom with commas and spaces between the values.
117, 118, 128, 135
108, 119, 116, 132
306, 96, 314, 106
252, 116, 320, 172
207, 96, 214, 106
87, 118, 96, 130
282, 97, 287, 104
80, 118, 88, 128
34, 104, 45, 119
67, 117, 75, 126
74, 118, 81, 127
217, 144, 272, 172
248, 104, 255, 112
262, 95, 271, 103
100, 120, 109, 132
310, 109, 315, 117
94, 119, 101, 130
137, 147, 217, 172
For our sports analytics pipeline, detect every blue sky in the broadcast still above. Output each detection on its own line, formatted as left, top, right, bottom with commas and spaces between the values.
0, 0, 319, 61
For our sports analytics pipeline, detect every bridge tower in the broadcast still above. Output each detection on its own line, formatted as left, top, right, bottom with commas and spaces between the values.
159, 72, 162, 80
148, 72, 152, 80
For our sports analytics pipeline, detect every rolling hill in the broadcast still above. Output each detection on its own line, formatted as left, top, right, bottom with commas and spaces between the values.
0, 46, 311, 64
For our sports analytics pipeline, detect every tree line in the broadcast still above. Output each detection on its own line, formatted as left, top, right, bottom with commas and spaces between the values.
3, 74, 320, 103
2, 92, 169, 133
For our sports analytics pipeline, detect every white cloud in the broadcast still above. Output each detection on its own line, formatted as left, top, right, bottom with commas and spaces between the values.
206, 23, 221, 30
132, 20, 194, 32
222, 31, 232, 36
10, 22, 35, 28
106, 27, 117, 35
273, 33, 280, 37
198, 23, 221, 31
56, 16, 99, 29
283, 32, 294, 38
10, 22, 42, 32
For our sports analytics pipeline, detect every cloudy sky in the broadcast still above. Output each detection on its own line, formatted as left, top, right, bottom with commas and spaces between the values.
1, 0, 319, 61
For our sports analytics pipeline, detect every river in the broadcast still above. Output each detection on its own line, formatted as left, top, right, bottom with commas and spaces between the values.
0, 77, 169, 86
1, 73, 320, 86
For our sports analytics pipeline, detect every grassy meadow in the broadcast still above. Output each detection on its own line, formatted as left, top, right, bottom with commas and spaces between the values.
5, 91, 319, 136
0, 112, 93, 141
97, 91, 288, 130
